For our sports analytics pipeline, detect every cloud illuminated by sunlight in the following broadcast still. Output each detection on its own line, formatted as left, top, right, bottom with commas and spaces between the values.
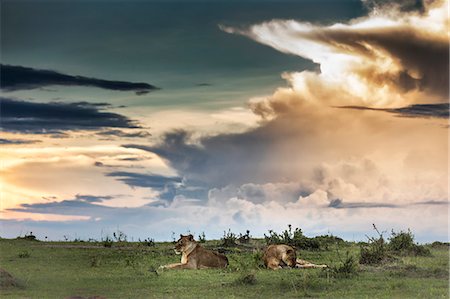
220, 0, 449, 108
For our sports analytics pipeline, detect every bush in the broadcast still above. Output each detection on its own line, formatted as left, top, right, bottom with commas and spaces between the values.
139, 238, 155, 247
17, 232, 37, 241
313, 235, 345, 250
360, 225, 428, 265
359, 235, 387, 265
221, 229, 238, 247
388, 229, 430, 256
113, 230, 127, 242
264, 225, 321, 250
430, 241, 450, 248
329, 251, 358, 278
238, 230, 251, 244
18, 251, 30, 258
198, 232, 206, 243
102, 236, 113, 248
359, 225, 389, 265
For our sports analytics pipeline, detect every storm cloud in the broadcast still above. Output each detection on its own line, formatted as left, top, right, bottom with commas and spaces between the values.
221, 0, 449, 106
123, 0, 448, 211
1, 64, 159, 95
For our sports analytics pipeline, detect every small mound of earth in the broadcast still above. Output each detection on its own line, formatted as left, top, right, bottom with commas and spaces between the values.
0, 268, 22, 289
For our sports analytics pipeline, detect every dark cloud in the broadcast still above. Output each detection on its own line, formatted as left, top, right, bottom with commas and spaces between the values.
1, 98, 140, 134
337, 103, 449, 119
329, 199, 399, 209
328, 198, 449, 209
413, 200, 449, 206
106, 171, 208, 204
0, 138, 41, 145
74, 194, 114, 203
119, 157, 147, 161
1, 64, 159, 95
122, 127, 275, 187
106, 171, 182, 189
306, 27, 449, 98
97, 129, 152, 138
9, 195, 115, 216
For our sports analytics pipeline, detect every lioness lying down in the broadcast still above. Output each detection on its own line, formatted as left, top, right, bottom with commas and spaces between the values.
263, 244, 327, 270
160, 234, 228, 269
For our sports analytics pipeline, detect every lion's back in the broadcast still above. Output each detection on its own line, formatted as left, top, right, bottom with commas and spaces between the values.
193, 246, 228, 268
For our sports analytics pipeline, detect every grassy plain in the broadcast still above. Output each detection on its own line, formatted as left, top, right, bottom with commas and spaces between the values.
0, 238, 448, 298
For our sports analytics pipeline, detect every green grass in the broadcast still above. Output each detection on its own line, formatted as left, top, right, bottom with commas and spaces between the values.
0, 238, 448, 298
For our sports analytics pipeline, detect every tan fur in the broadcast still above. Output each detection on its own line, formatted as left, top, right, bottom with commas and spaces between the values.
160, 235, 228, 270
263, 244, 328, 270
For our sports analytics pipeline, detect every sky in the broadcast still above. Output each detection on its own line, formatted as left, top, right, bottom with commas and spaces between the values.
1, 0, 448, 243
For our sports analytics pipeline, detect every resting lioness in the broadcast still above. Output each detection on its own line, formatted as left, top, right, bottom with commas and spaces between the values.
263, 244, 328, 270
160, 234, 228, 269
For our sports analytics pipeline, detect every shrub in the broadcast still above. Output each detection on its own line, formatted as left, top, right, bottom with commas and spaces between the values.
359, 225, 389, 265
313, 234, 345, 250
238, 230, 251, 244
329, 251, 358, 278
17, 232, 37, 241
139, 238, 155, 247
102, 236, 113, 248
18, 251, 30, 258
221, 229, 238, 247
113, 230, 127, 242
264, 225, 321, 250
198, 232, 206, 243
359, 235, 387, 265
359, 225, 428, 265
387, 229, 430, 256
430, 241, 450, 248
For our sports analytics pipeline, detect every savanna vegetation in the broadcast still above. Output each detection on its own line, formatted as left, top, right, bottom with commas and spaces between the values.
0, 225, 448, 298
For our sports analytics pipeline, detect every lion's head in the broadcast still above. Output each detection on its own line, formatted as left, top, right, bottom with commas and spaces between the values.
283, 248, 297, 267
174, 234, 196, 254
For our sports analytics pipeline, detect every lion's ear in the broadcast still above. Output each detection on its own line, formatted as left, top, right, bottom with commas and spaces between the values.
180, 234, 183, 238
188, 234, 194, 241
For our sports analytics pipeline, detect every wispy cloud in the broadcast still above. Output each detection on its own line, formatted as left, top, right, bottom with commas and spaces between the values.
106, 171, 182, 189
97, 129, 152, 139
337, 103, 449, 119
1, 64, 159, 95
1, 98, 140, 134
0, 138, 41, 145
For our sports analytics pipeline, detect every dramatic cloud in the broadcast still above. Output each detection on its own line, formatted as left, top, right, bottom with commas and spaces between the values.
2, 0, 447, 243
220, 0, 449, 107
1, 64, 159, 94
120, 0, 448, 224
1, 98, 140, 134
338, 103, 449, 119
